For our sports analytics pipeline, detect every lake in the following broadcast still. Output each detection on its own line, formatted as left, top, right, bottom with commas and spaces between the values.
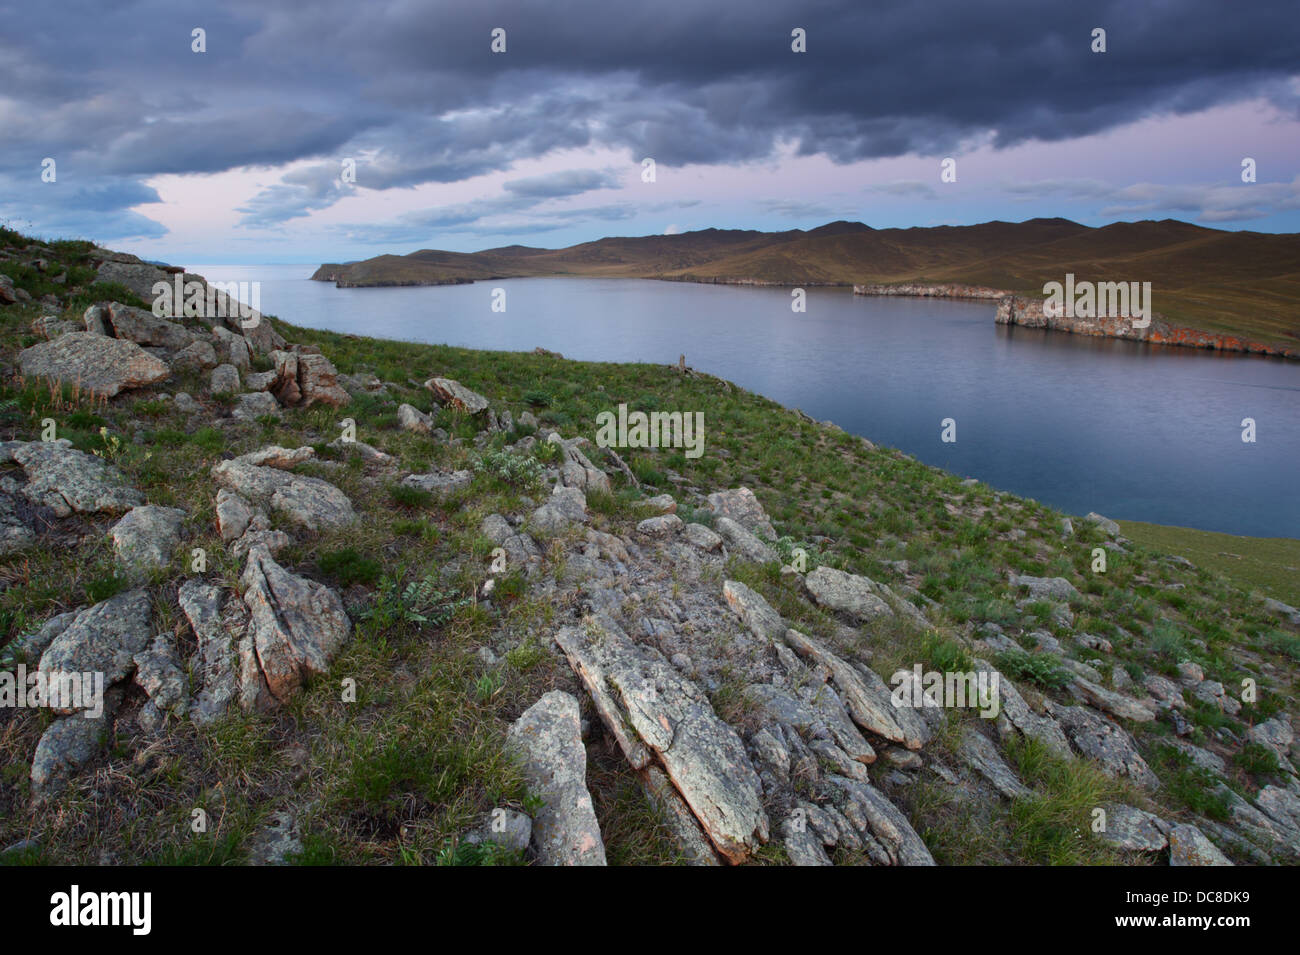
194, 266, 1300, 538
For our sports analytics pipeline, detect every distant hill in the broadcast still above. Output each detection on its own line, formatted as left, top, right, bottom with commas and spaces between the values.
314, 219, 1300, 352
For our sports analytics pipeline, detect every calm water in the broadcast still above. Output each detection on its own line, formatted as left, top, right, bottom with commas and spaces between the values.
197, 266, 1299, 538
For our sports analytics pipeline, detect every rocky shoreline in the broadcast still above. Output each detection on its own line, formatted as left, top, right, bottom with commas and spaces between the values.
854, 283, 1298, 360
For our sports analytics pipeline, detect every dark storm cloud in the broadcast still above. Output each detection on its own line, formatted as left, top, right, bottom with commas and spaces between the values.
1, 0, 1297, 232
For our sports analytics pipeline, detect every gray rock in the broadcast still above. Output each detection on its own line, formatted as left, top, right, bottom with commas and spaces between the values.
804, 565, 893, 621
1262, 597, 1300, 626
132, 633, 189, 716
240, 545, 351, 704
706, 487, 775, 538
531, 485, 588, 532
109, 505, 186, 575
85, 302, 195, 350
401, 469, 473, 500
714, 516, 777, 563
481, 514, 542, 574
1168, 823, 1232, 866
397, 403, 435, 434
215, 488, 255, 542
783, 629, 916, 748
30, 687, 122, 799
1068, 676, 1157, 722
722, 580, 786, 642
506, 691, 607, 866
170, 339, 218, 372
178, 581, 240, 725
1098, 804, 1169, 852
549, 435, 611, 495
783, 814, 832, 866
554, 616, 768, 863
0, 492, 37, 555
209, 362, 241, 395
1055, 705, 1159, 788
39, 590, 153, 713
1010, 574, 1081, 602
959, 726, 1031, 799
426, 377, 489, 414
1085, 512, 1121, 537
1143, 675, 1186, 708
683, 522, 723, 552
636, 514, 682, 537
212, 455, 355, 530
828, 776, 935, 865
18, 332, 169, 397
247, 811, 302, 866
973, 659, 1074, 758
9, 439, 143, 517
1191, 680, 1241, 716
231, 391, 283, 421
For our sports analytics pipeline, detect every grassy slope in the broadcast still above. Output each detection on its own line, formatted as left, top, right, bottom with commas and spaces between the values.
1120, 521, 1300, 607
317, 219, 1300, 351
1, 228, 1297, 865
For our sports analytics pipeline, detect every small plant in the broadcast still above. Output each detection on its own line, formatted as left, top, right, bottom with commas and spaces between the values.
361, 572, 471, 628
994, 648, 1073, 691
474, 449, 545, 489
1233, 741, 1281, 776
90, 426, 123, 460
522, 388, 552, 408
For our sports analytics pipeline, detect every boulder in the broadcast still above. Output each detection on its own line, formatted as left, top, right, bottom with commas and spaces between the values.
84, 302, 195, 351
549, 435, 611, 495
209, 363, 241, 395
109, 505, 186, 575
212, 454, 355, 531
426, 377, 489, 414
240, 545, 351, 703
531, 486, 589, 533
18, 332, 168, 398
30, 688, 122, 800
1009, 574, 1081, 602
1068, 676, 1157, 722
706, 488, 775, 538
1097, 804, 1170, 852
1084, 512, 1121, 537
683, 522, 723, 552
506, 691, 607, 866
959, 726, 1031, 799
38, 590, 153, 713
397, 403, 435, 434
636, 514, 682, 538
170, 339, 218, 372
401, 469, 473, 500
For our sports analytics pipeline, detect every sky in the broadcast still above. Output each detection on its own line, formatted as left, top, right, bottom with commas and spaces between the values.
2, 0, 1299, 264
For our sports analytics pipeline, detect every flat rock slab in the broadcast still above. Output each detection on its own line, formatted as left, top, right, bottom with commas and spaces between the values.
401, 470, 473, 499
805, 566, 893, 621
1168, 824, 1232, 866
1098, 803, 1169, 852
1068, 676, 1157, 722
506, 691, 607, 866
9, 440, 143, 517
714, 516, 776, 563
828, 776, 935, 866
18, 332, 168, 398
555, 615, 769, 863
240, 545, 351, 703
722, 579, 786, 642
974, 659, 1073, 759
959, 726, 1031, 799
783, 629, 915, 748
1055, 704, 1159, 788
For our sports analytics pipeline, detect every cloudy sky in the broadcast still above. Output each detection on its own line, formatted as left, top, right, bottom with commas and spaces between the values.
3, 0, 1299, 263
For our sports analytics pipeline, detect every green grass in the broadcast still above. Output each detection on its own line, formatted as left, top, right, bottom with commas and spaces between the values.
1120, 520, 1300, 606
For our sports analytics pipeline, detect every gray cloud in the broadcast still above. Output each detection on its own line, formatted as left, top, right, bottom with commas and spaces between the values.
1, 0, 1298, 239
